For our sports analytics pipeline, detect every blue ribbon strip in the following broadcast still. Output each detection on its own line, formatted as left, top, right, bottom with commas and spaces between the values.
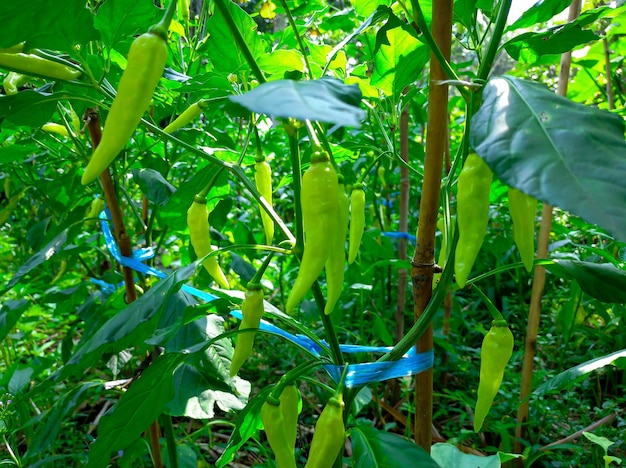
96, 209, 433, 388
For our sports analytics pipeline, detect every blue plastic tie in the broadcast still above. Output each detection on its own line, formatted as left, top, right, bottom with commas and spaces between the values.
95, 209, 433, 387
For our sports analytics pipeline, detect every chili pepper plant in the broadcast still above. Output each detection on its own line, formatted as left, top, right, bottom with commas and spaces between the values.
0, 0, 625, 467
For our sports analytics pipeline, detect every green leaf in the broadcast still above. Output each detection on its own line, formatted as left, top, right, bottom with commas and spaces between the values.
257, 49, 306, 75
54, 266, 194, 381
216, 386, 272, 468
504, 25, 598, 63
132, 168, 176, 206
431, 442, 501, 468
86, 353, 184, 468
351, 425, 441, 467
507, 0, 572, 31
202, 0, 267, 73
372, 11, 429, 99
229, 78, 366, 127
0, 299, 28, 341
94, 0, 161, 53
544, 260, 626, 304
583, 431, 614, 452
0, 0, 99, 52
0, 90, 59, 127
470, 76, 626, 243
3, 229, 68, 292
352, 0, 391, 18
533, 349, 626, 396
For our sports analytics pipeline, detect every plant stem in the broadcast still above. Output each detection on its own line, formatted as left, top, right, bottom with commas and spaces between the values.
160, 414, 179, 468
477, 0, 512, 81
275, 0, 313, 79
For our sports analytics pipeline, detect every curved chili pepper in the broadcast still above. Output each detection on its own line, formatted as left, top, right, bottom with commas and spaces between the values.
455, 153, 492, 288
324, 178, 348, 315
508, 187, 537, 273
254, 156, 274, 245
348, 183, 365, 264
187, 194, 230, 289
304, 395, 345, 468
81, 30, 168, 184
163, 100, 206, 134
230, 284, 264, 377
473, 320, 514, 432
279, 383, 300, 450
261, 396, 297, 468
41, 123, 69, 137
285, 151, 339, 314
0, 53, 80, 82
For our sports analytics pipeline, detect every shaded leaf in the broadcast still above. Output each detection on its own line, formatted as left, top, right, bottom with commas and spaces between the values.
94, 0, 161, 53
3, 229, 68, 292
229, 78, 365, 127
132, 168, 176, 207
533, 349, 626, 396
86, 353, 184, 468
0, 299, 28, 341
351, 425, 441, 467
470, 76, 626, 242
544, 260, 626, 304
0, 90, 59, 127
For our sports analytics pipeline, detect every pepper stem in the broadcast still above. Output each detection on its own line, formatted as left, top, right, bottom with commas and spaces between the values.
249, 252, 275, 285
150, 0, 178, 40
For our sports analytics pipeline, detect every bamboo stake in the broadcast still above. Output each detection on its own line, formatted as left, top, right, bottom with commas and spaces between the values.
85, 109, 162, 468
514, 0, 582, 455
411, 0, 453, 451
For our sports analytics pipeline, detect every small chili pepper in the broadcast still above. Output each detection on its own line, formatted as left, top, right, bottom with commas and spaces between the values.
285, 151, 339, 314
187, 194, 230, 289
0, 53, 80, 82
254, 155, 274, 245
279, 384, 300, 450
261, 396, 297, 468
229, 284, 264, 377
508, 187, 537, 272
41, 123, 69, 137
455, 153, 492, 288
2, 72, 28, 95
348, 183, 365, 264
163, 100, 206, 134
304, 395, 345, 468
81, 29, 168, 184
473, 320, 514, 432
324, 177, 348, 315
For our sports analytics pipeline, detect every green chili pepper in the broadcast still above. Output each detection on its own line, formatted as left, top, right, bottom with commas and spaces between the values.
304, 395, 345, 468
41, 123, 69, 137
455, 153, 492, 288
508, 187, 537, 273
187, 194, 230, 289
474, 320, 514, 432
285, 151, 339, 314
2, 72, 28, 95
348, 183, 365, 264
230, 284, 264, 377
254, 156, 274, 245
279, 383, 300, 450
81, 29, 168, 184
261, 396, 297, 468
0, 53, 80, 82
324, 177, 348, 315
163, 100, 206, 134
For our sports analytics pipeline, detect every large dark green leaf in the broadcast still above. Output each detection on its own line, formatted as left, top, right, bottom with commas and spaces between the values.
351, 425, 441, 467
94, 0, 161, 53
86, 353, 184, 468
506, 0, 572, 31
544, 260, 626, 303
0, 0, 99, 52
0, 299, 28, 341
132, 168, 176, 206
0, 90, 59, 127
470, 76, 626, 242
54, 266, 194, 381
533, 349, 626, 396
229, 78, 366, 127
